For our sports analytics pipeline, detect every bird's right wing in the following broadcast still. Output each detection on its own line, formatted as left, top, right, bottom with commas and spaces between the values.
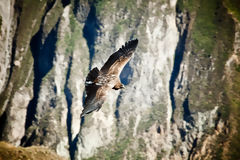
84, 67, 100, 105
81, 67, 106, 117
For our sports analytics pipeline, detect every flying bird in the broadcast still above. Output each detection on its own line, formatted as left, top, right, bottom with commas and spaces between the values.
81, 39, 138, 117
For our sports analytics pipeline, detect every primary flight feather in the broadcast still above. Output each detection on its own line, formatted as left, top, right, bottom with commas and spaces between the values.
81, 39, 138, 117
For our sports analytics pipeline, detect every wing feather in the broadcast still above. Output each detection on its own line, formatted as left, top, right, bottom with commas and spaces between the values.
100, 39, 138, 75
84, 67, 100, 105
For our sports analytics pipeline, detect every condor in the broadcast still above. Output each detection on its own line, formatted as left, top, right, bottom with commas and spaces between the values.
81, 39, 138, 117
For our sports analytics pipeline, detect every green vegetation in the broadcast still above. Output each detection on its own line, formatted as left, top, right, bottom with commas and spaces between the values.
191, 0, 218, 54
226, 65, 240, 159
84, 104, 166, 159
59, 13, 83, 56
211, 67, 240, 159
14, 50, 34, 90
156, 149, 166, 160
84, 111, 150, 160
235, 64, 240, 72
0, 141, 65, 160
177, 0, 198, 12
17, 0, 50, 48
43, 0, 63, 36
85, 136, 147, 160
94, 0, 144, 16
138, 138, 146, 152
177, 0, 235, 114
12, 0, 62, 90
224, 0, 240, 22
94, 0, 111, 16
137, 103, 166, 132
177, 0, 234, 55
85, 137, 130, 160
93, 0, 152, 41
177, 0, 240, 159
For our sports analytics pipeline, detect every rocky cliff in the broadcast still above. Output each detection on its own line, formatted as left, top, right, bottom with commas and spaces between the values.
0, 141, 65, 160
0, 0, 239, 160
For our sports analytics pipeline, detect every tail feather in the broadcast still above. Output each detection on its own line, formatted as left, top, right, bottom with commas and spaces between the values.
81, 100, 104, 117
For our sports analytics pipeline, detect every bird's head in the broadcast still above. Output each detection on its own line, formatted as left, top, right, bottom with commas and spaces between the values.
112, 83, 125, 90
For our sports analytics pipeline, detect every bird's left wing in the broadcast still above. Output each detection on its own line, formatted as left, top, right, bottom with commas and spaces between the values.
100, 39, 138, 76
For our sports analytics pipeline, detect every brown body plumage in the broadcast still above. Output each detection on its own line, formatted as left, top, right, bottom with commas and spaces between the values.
81, 39, 138, 117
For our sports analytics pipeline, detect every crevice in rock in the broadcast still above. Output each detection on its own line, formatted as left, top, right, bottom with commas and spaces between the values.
61, 0, 70, 7
14, 0, 56, 133
23, 130, 37, 147
188, 137, 198, 160
157, 126, 161, 134
71, 133, 79, 159
183, 96, 194, 125
79, 3, 99, 129
24, 20, 58, 131
73, 0, 79, 16
169, 9, 190, 123
179, 128, 186, 141
64, 56, 75, 160
82, 4, 99, 70
44, 0, 57, 14
0, 111, 7, 139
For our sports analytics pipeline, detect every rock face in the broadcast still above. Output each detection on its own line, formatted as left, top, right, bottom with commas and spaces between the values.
0, 141, 65, 160
0, 0, 15, 94
0, 0, 240, 160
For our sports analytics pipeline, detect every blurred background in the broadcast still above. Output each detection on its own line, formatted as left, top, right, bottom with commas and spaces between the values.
0, 0, 240, 159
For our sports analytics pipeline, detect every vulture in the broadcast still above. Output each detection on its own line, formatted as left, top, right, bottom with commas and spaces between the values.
80, 39, 138, 117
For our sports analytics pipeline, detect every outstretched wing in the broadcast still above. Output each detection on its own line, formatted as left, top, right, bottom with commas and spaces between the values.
84, 67, 101, 104
100, 39, 138, 76
82, 67, 107, 117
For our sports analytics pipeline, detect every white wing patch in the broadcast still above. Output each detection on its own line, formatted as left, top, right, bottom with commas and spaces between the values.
85, 81, 94, 85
